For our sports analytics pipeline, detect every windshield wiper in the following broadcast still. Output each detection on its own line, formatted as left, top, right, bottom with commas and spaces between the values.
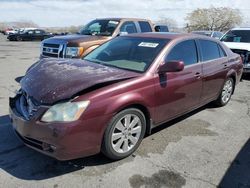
100, 62, 139, 72
84, 58, 104, 64
95, 32, 112, 36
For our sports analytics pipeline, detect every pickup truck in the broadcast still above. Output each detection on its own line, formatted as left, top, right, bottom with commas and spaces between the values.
221, 27, 250, 74
40, 18, 167, 59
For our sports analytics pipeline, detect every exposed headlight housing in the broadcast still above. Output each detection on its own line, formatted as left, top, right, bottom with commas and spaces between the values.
65, 47, 84, 58
41, 101, 90, 122
40, 43, 44, 55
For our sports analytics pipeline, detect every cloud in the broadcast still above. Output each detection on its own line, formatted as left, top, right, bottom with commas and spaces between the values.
0, 0, 249, 27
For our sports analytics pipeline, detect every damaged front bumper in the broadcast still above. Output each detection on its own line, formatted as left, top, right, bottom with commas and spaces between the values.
9, 94, 107, 160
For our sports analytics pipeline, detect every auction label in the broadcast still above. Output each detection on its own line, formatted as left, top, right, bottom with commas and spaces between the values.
138, 42, 159, 48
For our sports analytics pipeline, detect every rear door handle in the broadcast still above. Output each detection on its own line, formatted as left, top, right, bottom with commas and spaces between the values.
223, 62, 229, 69
195, 72, 201, 79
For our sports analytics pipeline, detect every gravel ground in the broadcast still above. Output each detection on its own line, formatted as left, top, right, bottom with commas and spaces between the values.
0, 34, 249, 188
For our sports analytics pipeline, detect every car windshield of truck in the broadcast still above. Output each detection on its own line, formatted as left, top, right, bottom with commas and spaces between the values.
84, 37, 169, 73
79, 20, 119, 36
221, 30, 250, 43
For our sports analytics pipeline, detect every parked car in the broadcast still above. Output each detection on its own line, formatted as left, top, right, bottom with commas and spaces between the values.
7, 29, 53, 41
3, 28, 14, 35
221, 27, 250, 74
9, 33, 243, 160
6, 28, 19, 35
192, 31, 224, 39
40, 18, 168, 59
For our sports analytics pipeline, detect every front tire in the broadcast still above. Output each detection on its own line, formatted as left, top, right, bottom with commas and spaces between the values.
16, 36, 22, 41
215, 77, 234, 106
102, 108, 146, 160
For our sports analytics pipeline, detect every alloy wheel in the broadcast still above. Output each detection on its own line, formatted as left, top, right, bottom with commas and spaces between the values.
111, 114, 142, 153
221, 79, 233, 104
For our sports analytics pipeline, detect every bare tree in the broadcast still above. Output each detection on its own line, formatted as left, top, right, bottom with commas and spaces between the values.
156, 17, 177, 32
186, 7, 242, 32
14, 20, 39, 28
0, 20, 39, 30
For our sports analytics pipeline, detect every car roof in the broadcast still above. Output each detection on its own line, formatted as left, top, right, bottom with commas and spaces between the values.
125, 32, 188, 39
192, 30, 223, 33
95, 18, 151, 22
192, 30, 213, 32
231, 27, 250, 31
123, 32, 222, 43
126, 32, 207, 39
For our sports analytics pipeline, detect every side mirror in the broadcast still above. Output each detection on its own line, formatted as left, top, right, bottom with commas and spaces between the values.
158, 61, 184, 73
15, 76, 24, 83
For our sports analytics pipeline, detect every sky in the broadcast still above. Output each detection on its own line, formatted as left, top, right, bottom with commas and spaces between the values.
0, 0, 250, 27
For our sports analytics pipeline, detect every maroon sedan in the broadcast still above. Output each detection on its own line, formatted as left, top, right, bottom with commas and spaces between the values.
9, 33, 243, 160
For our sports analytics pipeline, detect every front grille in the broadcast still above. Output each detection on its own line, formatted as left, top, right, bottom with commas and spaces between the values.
42, 43, 65, 58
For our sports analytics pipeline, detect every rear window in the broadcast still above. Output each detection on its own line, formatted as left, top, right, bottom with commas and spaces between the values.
139, 21, 152, 32
199, 40, 220, 61
212, 32, 223, 38
221, 30, 250, 43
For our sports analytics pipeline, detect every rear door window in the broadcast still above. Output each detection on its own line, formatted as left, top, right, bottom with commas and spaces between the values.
218, 44, 227, 57
138, 21, 152, 32
166, 40, 198, 66
120, 22, 137, 34
199, 40, 220, 61
35, 30, 42, 35
28, 30, 34, 34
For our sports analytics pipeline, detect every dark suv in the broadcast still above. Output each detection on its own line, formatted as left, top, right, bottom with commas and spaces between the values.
7, 29, 53, 41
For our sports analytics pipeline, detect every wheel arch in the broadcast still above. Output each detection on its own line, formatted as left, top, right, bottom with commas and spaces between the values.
226, 71, 236, 94
116, 103, 152, 136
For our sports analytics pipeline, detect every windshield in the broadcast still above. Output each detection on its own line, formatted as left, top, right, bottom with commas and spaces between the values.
84, 37, 169, 73
221, 30, 250, 43
79, 20, 119, 36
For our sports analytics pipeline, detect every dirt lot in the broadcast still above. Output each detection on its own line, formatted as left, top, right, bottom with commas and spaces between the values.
0, 34, 249, 188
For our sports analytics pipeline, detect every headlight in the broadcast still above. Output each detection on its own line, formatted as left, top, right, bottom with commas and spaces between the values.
41, 101, 90, 122
65, 47, 84, 58
40, 43, 43, 54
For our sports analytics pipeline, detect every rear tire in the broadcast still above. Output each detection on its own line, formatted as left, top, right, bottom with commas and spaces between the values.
215, 77, 234, 106
101, 108, 146, 160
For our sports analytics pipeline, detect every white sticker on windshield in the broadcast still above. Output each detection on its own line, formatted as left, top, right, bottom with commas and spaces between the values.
138, 42, 159, 48
109, 21, 119, 25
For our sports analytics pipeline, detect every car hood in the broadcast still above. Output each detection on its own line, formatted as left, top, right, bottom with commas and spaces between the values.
222, 42, 250, 51
21, 58, 141, 104
43, 34, 109, 45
